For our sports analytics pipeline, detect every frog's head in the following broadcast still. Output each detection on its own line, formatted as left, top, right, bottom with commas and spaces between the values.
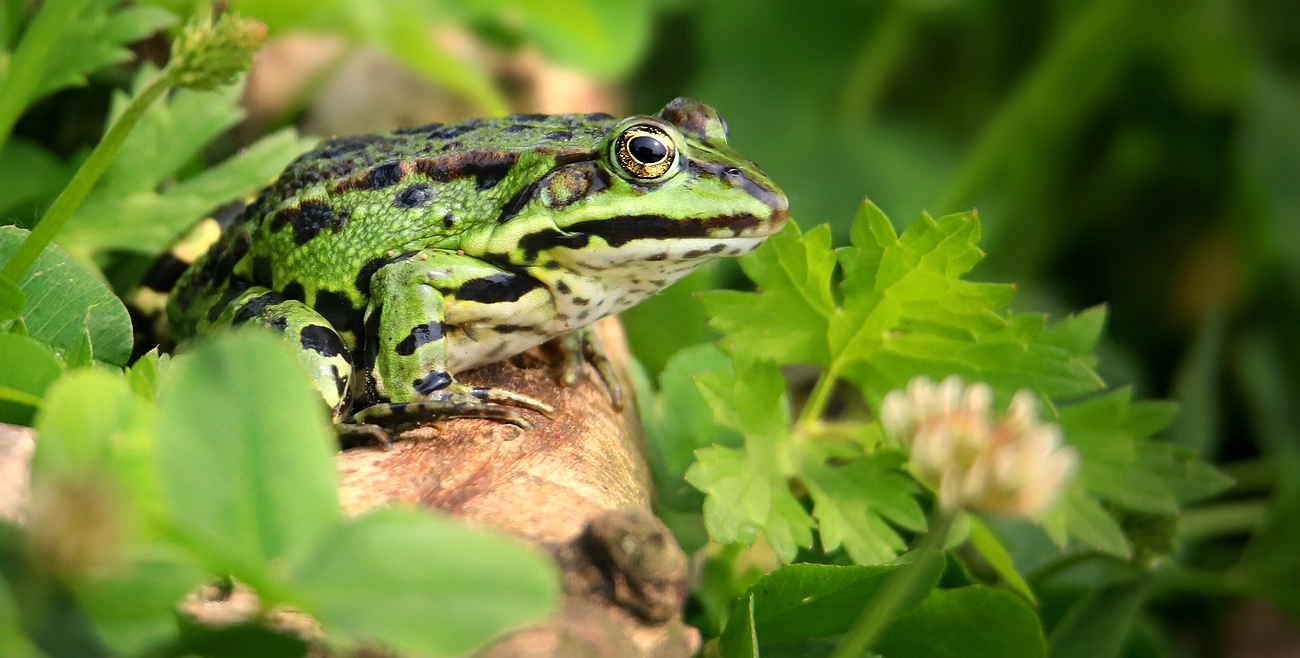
498, 98, 788, 276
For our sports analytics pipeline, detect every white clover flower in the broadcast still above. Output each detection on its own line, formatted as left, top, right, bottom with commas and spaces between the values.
880, 376, 1077, 517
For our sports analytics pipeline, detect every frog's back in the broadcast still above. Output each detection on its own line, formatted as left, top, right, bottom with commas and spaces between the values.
169, 112, 619, 342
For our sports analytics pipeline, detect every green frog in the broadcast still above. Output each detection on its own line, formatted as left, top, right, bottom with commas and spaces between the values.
168, 98, 789, 445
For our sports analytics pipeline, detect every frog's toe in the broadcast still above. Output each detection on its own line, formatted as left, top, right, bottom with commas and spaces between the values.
349, 399, 535, 432
548, 327, 623, 410
468, 387, 556, 419
336, 422, 393, 450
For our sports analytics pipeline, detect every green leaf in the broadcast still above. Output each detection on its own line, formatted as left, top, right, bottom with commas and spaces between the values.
968, 516, 1036, 605
61, 328, 93, 370
293, 507, 558, 658
875, 586, 1047, 658
156, 331, 340, 575
34, 368, 167, 538
0, 333, 62, 424
0, 274, 22, 321
33, 368, 133, 475
35, 1, 177, 101
1047, 577, 1149, 658
832, 203, 1102, 404
57, 71, 314, 260
687, 445, 812, 562
1038, 305, 1106, 360
1242, 451, 1300, 620
0, 226, 133, 366
645, 343, 736, 512
1168, 308, 1226, 455
701, 222, 837, 366
752, 563, 937, 643
0, 576, 41, 658
1060, 389, 1230, 515
1057, 489, 1130, 558
685, 358, 814, 562
802, 448, 926, 565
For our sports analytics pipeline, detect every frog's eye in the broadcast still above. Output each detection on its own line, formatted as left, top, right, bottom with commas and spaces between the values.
614, 124, 676, 180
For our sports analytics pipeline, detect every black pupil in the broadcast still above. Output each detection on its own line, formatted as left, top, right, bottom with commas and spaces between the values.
629, 135, 667, 164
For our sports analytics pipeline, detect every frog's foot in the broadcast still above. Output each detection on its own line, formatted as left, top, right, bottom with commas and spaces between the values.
549, 327, 624, 410
342, 385, 555, 449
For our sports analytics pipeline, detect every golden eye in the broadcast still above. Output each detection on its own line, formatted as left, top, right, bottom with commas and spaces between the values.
614, 125, 675, 179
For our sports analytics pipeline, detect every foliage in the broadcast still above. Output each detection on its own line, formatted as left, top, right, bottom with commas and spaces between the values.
19, 333, 557, 657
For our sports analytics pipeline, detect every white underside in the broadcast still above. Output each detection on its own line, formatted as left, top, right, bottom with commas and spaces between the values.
443, 235, 767, 373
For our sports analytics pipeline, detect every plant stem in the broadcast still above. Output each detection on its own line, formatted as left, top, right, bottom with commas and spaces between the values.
0, 0, 90, 155
1179, 500, 1268, 542
831, 510, 954, 658
0, 70, 170, 281
797, 366, 840, 429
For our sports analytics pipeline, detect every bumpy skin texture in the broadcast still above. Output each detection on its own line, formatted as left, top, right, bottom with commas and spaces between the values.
167, 98, 789, 433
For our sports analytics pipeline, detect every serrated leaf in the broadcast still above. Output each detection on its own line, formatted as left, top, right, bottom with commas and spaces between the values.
685, 357, 814, 561
1038, 305, 1107, 359
832, 203, 1102, 404
1060, 389, 1229, 519
686, 445, 813, 562
58, 71, 314, 260
0, 225, 133, 366
1059, 489, 1130, 558
803, 448, 925, 565
35, 2, 177, 101
701, 222, 836, 365
645, 343, 737, 512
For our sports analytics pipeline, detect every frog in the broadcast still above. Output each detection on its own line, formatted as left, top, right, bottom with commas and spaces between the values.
167, 97, 789, 446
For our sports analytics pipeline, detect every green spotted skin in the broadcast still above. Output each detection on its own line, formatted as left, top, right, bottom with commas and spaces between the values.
168, 98, 789, 432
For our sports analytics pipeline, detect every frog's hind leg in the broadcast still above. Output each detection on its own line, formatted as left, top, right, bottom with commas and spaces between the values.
548, 326, 624, 410
344, 249, 554, 442
216, 288, 354, 422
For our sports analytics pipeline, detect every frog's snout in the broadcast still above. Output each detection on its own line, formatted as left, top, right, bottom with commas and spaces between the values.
734, 171, 789, 238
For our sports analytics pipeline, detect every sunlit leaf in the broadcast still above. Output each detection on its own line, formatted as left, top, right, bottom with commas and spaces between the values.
0, 226, 133, 366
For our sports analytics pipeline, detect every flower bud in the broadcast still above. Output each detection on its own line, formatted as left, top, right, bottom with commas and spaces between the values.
164, 11, 267, 91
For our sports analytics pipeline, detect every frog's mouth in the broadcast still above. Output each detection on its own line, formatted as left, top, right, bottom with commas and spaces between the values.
520, 209, 788, 258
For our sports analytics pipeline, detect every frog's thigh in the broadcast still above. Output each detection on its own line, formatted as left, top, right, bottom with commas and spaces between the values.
217, 288, 353, 418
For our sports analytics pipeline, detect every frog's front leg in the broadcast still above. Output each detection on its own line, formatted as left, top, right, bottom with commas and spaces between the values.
346, 250, 554, 438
